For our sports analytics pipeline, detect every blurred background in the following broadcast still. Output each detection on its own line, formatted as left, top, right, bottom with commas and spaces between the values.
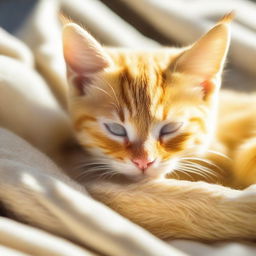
0, 0, 256, 92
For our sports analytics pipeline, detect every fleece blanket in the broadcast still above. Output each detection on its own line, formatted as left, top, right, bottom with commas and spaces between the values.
0, 0, 256, 255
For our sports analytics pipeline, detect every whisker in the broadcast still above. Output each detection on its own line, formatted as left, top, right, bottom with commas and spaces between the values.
103, 79, 120, 108
170, 170, 180, 179
181, 162, 218, 177
178, 163, 215, 180
93, 86, 114, 100
97, 77, 121, 110
74, 167, 109, 181
181, 160, 221, 173
74, 164, 109, 171
206, 150, 231, 160
177, 158, 220, 182
96, 170, 117, 181
93, 84, 120, 111
181, 157, 223, 171
181, 168, 213, 181
173, 168, 195, 181
73, 161, 107, 167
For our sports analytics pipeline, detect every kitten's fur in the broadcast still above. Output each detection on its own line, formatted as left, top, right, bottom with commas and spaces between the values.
63, 16, 230, 181
60, 13, 256, 240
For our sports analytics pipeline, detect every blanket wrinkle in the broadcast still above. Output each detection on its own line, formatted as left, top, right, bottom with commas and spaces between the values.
0, 127, 186, 256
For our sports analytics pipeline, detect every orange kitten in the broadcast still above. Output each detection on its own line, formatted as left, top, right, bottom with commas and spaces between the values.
61, 13, 256, 240
62, 14, 231, 182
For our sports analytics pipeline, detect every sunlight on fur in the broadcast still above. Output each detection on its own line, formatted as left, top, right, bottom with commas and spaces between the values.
59, 12, 256, 240
61, 12, 252, 186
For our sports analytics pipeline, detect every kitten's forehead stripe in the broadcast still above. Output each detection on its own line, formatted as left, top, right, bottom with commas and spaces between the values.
115, 52, 168, 137
117, 106, 125, 122
129, 140, 148, 159
119, 68, 133, 114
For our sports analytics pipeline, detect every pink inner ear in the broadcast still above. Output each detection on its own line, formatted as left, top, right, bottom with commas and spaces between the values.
65, 46, 109, 75
67, 68, 91, 95
200, 80, 214, 98
72, 75, 92, 96
63, 24, 110, 77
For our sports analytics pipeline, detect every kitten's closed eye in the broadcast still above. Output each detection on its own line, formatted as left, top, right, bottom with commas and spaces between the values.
104, 123, 127, 137
160, 122, 183, 137
104, 122, 183, 139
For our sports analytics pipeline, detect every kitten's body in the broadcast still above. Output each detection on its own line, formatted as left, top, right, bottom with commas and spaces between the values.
81, 90, 256, 240
1, 14, 256, 242
217, 90, 256, 187
61, 14, 256, 240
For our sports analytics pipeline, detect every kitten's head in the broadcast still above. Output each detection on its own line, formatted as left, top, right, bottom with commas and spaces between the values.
62, 14, 232, 179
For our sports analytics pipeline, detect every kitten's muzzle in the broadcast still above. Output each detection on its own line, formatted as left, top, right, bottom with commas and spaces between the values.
131, 157, 155, 172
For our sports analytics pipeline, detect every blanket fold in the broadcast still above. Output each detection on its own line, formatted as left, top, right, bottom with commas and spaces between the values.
0, 127, 185, 256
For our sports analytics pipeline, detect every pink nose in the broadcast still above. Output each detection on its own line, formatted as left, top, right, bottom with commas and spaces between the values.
132, 158, 155, 171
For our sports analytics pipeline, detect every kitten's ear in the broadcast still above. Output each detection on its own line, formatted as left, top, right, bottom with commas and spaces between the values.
174, 13, 233, 82
62, 23, 110, 84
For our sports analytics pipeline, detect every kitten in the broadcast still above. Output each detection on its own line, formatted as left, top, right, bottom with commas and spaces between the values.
62, 13, 234, 183
0, 13, 255, 243
61, 13, 256, 240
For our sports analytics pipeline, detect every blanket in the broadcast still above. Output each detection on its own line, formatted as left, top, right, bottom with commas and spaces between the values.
0, 0, 255, 255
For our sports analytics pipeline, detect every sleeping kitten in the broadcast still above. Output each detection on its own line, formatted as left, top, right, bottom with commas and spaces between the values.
60, 14, 256, 240
0, 7, 256, 244
62, 13, 243, 184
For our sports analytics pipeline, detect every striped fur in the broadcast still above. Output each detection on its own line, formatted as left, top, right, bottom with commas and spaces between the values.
61, 14, 256, 240
67, 47, 219, 179
61, 16, 232, 179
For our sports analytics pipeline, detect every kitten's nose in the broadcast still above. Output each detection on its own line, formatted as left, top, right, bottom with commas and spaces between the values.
132, 157, 155, 172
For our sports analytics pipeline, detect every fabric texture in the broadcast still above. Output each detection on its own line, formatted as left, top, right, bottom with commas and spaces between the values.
0, 0, 255, 255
